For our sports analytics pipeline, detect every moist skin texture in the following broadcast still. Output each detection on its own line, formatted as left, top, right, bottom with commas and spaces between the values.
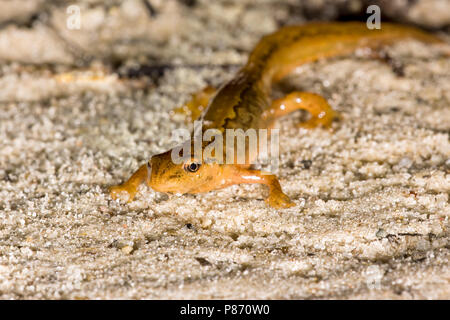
110, 22, 443, 209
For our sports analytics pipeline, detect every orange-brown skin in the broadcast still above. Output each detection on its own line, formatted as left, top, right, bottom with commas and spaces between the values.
110, 22, 443, 209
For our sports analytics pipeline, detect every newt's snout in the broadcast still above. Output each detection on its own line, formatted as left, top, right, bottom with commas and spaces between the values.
147, 150, 188, 193
109, 151, 175, 202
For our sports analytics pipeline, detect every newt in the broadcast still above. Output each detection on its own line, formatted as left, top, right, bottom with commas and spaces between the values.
110, 22, 444, 209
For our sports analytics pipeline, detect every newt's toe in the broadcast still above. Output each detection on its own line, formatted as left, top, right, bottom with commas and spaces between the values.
266, 193, 295, 209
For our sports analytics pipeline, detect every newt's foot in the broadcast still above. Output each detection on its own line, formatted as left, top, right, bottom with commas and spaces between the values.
109, 164, 149, 203
109, 184, 136, 203
266, 192, 295, 209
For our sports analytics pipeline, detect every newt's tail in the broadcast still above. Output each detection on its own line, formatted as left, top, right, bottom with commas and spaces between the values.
246, 22, 445, 84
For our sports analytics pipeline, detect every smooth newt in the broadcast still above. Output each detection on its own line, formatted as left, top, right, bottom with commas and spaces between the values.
110, 22, 444, 209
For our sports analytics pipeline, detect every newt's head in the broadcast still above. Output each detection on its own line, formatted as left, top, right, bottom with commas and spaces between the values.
148, 149, 229, 194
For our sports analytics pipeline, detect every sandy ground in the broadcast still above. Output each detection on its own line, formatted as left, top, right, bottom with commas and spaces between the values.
0, 0, 449, 299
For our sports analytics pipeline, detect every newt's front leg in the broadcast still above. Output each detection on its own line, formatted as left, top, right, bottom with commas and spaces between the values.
229, 166, 294, 209
110, 163, 150, 202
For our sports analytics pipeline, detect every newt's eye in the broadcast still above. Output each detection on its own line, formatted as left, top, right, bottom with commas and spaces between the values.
184, 162, 201, 173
